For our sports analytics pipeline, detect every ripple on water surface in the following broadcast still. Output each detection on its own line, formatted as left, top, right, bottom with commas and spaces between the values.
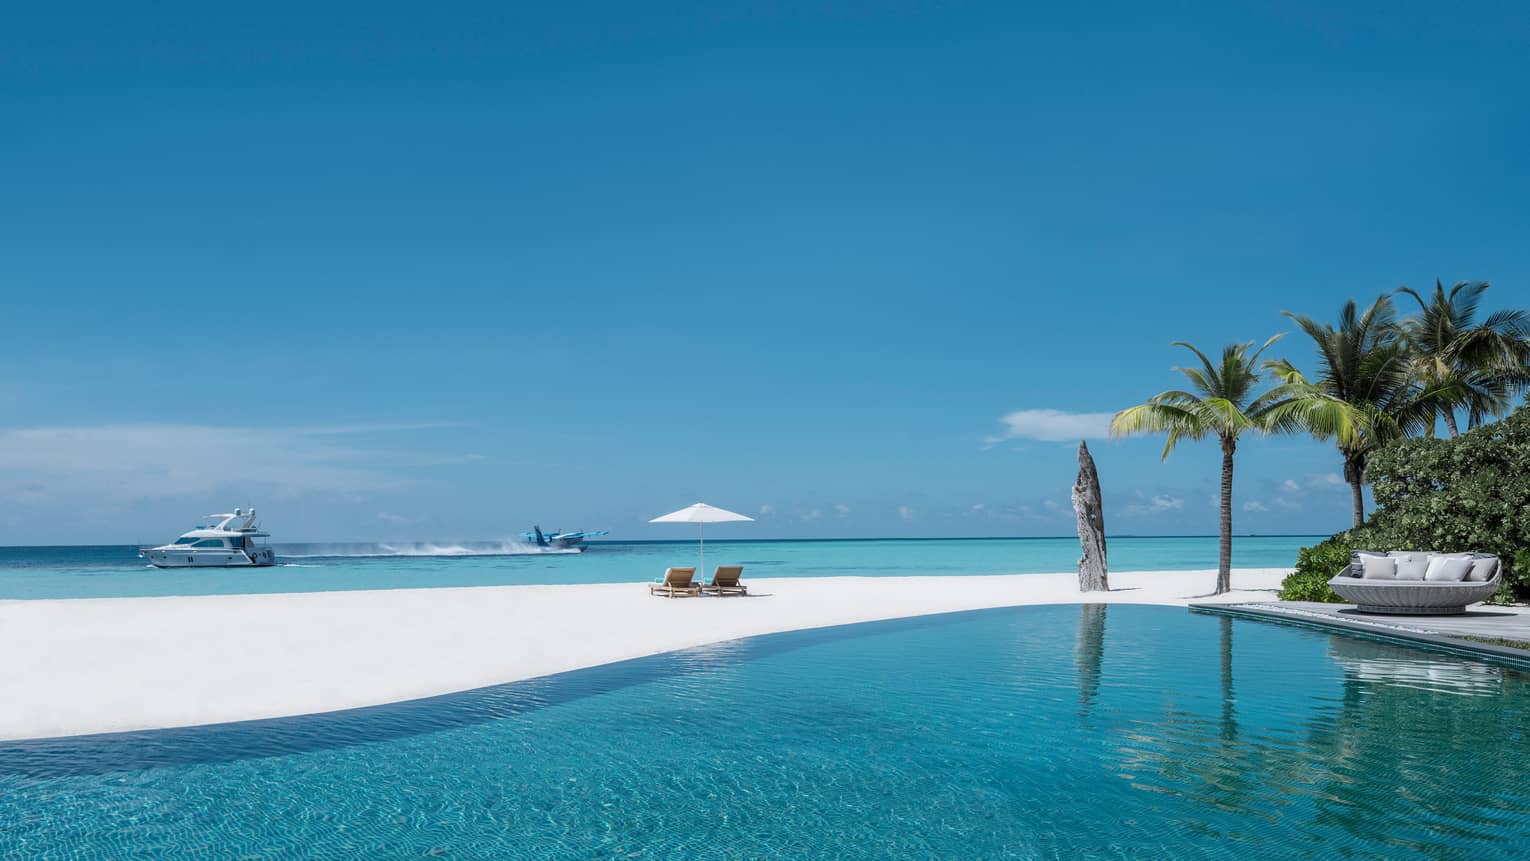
2, 604, 1528, 859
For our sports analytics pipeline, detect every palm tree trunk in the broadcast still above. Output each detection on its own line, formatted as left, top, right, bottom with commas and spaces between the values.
1443, 408, 1460, 438
1343, 454, 1364, 528
1217, 436, 1235, 595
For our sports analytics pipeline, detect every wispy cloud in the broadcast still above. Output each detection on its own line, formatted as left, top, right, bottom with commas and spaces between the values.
1243, 500, 1270, 512
834, 503, 851, 517
897, 505, 915, 521
1123, 494, 1184, 516
0, 422, 448, 508
985, 409, 1114, 444
301, 422, 464, 436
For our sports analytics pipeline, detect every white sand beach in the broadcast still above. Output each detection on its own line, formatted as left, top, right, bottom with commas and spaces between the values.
0, 569, 1285, 742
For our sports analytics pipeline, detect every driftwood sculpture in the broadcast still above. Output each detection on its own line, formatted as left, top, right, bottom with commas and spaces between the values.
1072, 440, 1109, 592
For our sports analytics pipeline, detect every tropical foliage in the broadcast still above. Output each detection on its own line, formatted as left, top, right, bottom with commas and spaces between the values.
1119, 278, 1527, 601
1397, 280, 1530, 437
1275, 540, 1347, 603
1280, 405, 1530, 604
1111, 337, 1347, 595
1275, 282, 1530, 527
1273, 296, 1431, 527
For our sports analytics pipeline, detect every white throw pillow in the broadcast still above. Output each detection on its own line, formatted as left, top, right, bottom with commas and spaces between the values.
1424, 556, 1472, 582
1393, 557, 1428, 580
1361, 556, 1397, 580
1468, 556, 1500, 582
1351, 551, 1388, 577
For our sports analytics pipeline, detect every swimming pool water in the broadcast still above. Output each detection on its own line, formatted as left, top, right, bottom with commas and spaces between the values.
2, 605, 1526, 859
0, 535, 1317, 599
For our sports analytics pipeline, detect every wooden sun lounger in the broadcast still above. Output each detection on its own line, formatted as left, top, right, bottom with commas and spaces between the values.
649, 567, 701, 598
701, 565, 747, 596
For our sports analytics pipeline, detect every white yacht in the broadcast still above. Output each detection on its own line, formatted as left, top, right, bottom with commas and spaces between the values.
141, 508, 277, 568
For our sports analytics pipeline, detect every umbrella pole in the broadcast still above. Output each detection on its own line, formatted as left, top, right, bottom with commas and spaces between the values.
699, 522, 704, 575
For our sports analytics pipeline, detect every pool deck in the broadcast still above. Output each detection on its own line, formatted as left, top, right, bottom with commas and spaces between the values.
1192, 601, 1530, 668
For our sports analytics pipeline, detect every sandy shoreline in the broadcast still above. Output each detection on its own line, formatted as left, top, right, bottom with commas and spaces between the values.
0, 568, 1286, 742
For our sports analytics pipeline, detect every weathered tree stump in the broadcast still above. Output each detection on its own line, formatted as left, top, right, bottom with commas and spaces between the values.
1072, 440, 1110, 592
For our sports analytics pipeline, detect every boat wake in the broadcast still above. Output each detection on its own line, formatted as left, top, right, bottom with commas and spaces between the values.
275, 541, 584, 559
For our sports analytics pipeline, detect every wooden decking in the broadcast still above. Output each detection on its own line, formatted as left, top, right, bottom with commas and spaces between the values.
1190, 600, 1530, 670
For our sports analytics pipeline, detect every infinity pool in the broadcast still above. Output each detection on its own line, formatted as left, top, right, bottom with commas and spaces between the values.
2, 605, 1527, 859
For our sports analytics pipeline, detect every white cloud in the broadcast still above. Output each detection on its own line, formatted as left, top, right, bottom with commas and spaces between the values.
1307, 472, 1345, 488
0, 423, 420, 506
834, 503, 851, 517
1243, 500, 1270, 512
801, 509, 823, 521
1124, 494, 1184, 516
376, 511, 410, 524
898, 505, 915, 521
986, 409, 1114, 444
1281, 479, 1302, 493
758, 504, 775, 516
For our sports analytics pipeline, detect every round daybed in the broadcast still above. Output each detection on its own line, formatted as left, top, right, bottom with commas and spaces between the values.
1327, 551, 1502, 615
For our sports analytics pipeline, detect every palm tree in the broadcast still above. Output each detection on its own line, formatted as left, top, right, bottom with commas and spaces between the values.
1273, 295, 1434, 528
1395, 280, 1530, 437
1111, 337, 1347, 594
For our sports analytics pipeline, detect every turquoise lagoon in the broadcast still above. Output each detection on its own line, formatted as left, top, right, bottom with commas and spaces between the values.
0, 535, 1316, 599
2, 604, 1527, 859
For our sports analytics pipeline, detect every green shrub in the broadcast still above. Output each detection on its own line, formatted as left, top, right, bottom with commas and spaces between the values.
1278, 539, 1349, 602
1493, 550, 1530, 606
1306, 406, 1530, 603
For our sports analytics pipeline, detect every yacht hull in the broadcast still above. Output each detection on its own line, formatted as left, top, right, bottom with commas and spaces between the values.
142, 549, 277, 568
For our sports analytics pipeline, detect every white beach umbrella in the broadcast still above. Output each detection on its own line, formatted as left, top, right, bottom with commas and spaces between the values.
648, 502, 754, 574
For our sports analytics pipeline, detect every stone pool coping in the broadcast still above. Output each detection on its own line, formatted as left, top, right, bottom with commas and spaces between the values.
1190, 601, 1530, 670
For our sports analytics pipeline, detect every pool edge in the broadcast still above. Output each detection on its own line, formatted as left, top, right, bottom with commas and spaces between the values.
1190, 602, 1530, 671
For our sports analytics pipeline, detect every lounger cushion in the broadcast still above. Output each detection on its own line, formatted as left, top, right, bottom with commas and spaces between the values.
1424, 556, 1472, 582
1350, 551, 1388, 577
1468, 555, 1500, 582
1361, 556, 1398, 580
1389, 552, 1427, 580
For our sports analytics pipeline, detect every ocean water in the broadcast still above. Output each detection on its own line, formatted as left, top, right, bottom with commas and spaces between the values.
2, 604, 1526, 859
0, 535, 1318, 599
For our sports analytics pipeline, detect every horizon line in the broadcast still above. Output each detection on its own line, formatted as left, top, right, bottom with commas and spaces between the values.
0, 533, 1331, 551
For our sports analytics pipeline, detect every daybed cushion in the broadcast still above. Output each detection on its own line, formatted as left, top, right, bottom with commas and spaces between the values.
1350, 551, 1389, 577
1361, 556, 1397, 580
1424, 556, 1473, 582
1391, 553, 1428, 580
1468, 555, 1500, 582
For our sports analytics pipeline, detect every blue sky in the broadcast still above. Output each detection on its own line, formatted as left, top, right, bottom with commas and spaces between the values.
2, 2, 1527, 544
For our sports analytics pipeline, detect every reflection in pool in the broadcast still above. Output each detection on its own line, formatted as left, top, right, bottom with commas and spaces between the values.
2, 605, 1527, 859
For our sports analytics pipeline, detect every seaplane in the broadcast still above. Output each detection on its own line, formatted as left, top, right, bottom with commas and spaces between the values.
520, 525, 608, 551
